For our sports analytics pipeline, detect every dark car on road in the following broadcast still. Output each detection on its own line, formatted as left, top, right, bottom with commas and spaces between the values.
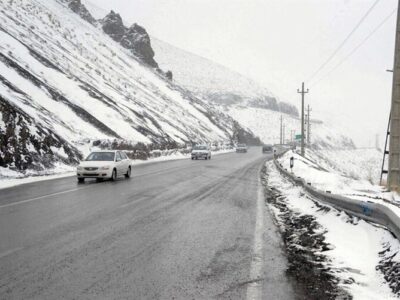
262, 144, 273, 153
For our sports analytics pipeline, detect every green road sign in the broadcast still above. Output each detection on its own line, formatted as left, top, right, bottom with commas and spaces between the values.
295, 134, 302, 140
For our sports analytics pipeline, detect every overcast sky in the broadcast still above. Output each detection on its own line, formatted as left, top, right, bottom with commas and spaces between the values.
83, 0, 397, 147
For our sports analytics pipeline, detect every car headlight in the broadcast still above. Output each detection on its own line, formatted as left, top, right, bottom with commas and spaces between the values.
77, 166, 83, 170
100, 166, 110, 170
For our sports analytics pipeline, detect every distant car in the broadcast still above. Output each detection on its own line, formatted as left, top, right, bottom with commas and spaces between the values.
236, 143, 248, 153
77, 150, 131, 183
191, 145, 211, 160
262, 144, 273, 153
224, 142, 234, 149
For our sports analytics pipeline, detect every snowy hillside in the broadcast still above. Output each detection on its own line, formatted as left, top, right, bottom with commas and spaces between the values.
152, 38, 271, 98
82, 0, 297, 115
81, 0, 353, 149
152, 39, 354, 149
0, 0, 257, 176
152, 38, 298, 116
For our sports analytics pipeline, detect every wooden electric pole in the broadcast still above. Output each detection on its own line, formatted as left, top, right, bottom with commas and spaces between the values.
297, 82, 309, 156
283, 124, 286, 144
388, 1, 400, 191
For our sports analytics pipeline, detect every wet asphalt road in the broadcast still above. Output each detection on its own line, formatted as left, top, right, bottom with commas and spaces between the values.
0, 147, 294, 299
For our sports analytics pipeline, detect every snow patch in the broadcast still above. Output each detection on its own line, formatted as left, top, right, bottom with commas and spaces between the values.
266, 162, 400, 299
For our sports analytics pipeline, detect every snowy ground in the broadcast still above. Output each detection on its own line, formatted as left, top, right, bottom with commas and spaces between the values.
317, 148, 382, 185
265, 161, 400, 299
278, 148, 400, 209
0, 148, 234, 190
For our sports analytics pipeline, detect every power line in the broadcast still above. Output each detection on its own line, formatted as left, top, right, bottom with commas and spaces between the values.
306, 0, 382, 83
309, 2, 351, 45
310, 8, 396, 88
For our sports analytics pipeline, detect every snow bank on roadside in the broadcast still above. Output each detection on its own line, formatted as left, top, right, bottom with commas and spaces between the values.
0, 169, 76, 190
317, 149, 382, 184
279, 150, 382, 194
277, 149, 400, 209
266, 162, 400, 299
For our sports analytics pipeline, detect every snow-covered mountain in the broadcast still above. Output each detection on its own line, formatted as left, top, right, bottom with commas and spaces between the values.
82, 0, 353, 149
0, 0, 259, 176
152, 39, 354, 149
152, 38, 298, 116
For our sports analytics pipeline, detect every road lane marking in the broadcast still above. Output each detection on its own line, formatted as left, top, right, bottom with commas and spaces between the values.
0, 187, 91, 209
0, 247, 23, 259
246, 170, 265, 300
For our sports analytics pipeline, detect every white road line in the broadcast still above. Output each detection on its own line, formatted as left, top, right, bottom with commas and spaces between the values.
0, 247, 23, 259
246, 171, 265, 300
0, 187, 90, 209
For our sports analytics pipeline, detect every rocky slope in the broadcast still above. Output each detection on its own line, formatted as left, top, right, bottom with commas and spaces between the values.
66, 0, 160, 69
0, 0, 258, 176
0, 95, 81, 171
100, 10, 159, 69
68, 0, 96, 25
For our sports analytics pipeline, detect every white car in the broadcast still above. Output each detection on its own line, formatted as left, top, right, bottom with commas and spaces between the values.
235, 143, 248, 153
191, 145, 211, 160
77, 150, 131, 183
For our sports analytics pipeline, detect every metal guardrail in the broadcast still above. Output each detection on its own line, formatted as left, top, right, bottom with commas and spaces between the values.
273, 157, 400, 240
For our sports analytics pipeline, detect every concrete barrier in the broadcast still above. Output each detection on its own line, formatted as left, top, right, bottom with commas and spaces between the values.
273, 158, 400, 240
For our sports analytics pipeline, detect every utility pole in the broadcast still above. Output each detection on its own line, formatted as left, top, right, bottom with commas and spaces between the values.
297, 82, 309, 157
388, 1, 400, 191
304, 114, 307, 145
283, 124, 286, 144
307, 105, 312, 146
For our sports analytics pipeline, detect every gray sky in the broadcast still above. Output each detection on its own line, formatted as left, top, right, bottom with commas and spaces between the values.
84, 0, 397, 147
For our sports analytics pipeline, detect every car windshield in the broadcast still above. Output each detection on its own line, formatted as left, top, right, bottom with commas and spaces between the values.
85, 152, 115, 161
238, 144, 246, 147
193, 146, 207, 150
